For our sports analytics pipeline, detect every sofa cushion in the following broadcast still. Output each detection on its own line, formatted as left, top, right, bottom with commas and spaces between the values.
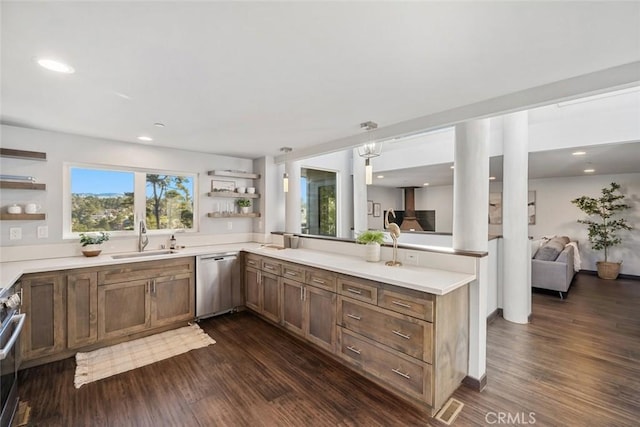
533, 236, 569, 261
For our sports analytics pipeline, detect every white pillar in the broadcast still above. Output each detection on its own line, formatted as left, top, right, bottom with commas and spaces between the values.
285, 160, 301, 233
502, 111, 531, 324
352, 148, 368, 237
453, 119, 490, 386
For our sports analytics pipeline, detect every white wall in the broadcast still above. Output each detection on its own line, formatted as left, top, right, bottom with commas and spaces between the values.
415, 185, 454, 233
411, 173, 640, 276
365, 186, 402, 230
528, 173, 640, 276
0, 125, 258, 252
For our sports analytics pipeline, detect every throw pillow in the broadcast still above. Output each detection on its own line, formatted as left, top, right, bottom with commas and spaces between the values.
533, 238, 565, 261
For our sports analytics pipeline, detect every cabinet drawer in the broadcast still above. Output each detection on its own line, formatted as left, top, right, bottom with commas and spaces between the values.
282, 263, 305, 282
339, 328, 431, 404
338, 276, 378, 304
245, 254, 261, 268
305, 268, 336, 292
378, 288, 434, 322
99, 257, 193, 284
261, 259, 282, 276
339, 297, 432, 363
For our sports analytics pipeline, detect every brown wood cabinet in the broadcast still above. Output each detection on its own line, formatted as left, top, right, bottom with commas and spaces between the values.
19, 256, 195, 368
21, 272, 66, 360
67, 271, 98, 349
243, 256, 281, 323
98, 278, 151, 340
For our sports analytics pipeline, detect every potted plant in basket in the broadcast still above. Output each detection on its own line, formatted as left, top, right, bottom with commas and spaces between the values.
571, 182, 632, 280
79, 231, 110, 257
236, 198, 252, 215
356, 230, 385, 262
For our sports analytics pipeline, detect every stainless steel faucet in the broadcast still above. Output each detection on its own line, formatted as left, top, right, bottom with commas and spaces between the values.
138, 220, 149, 252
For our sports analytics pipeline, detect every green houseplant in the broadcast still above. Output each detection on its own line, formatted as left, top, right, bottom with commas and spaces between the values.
571, 182, 632, 280
79, 231, 110, 257
236, 198, 251, 214
356, 230, 385, 262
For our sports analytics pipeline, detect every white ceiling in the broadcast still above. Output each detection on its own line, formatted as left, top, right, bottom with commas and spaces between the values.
2, 1, 639, 159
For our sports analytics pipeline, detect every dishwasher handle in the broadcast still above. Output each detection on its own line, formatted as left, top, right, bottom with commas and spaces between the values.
199, 255, 237, 262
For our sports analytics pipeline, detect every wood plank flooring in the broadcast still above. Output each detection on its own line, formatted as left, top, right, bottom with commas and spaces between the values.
18, 273, 640, 426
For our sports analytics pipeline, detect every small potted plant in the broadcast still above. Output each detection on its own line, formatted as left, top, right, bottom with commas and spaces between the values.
356, 230, 385, 262
236, 198, 252, 214
79, 231, 110, 257
571, 182, 632, 280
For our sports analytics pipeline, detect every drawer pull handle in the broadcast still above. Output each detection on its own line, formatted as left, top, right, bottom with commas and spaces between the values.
347, 288, 362, 295
391, 300, 411, 309
312, 278, 326, 284
286, 271, 298, 276
248, 260, 257, 265
392, 368, 411, 380
346, 345, 361, 355
392, 330, 411, 340
347, 314, 361, 321
264, 265, 275, 270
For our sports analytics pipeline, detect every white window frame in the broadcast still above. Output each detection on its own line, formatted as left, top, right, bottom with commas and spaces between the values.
63, 162, 198, 239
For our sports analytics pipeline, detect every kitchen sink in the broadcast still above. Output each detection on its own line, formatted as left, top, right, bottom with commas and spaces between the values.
111, 250, 179, 259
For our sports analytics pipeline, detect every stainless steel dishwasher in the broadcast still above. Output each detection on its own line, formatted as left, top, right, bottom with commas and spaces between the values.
196, 253, 242, 319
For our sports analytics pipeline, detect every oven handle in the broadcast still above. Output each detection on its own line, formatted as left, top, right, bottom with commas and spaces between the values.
0, 313, 26, 361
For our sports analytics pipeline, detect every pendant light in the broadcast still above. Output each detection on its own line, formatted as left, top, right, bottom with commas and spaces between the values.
280, 147, 292, 193
358, 121, 382, 185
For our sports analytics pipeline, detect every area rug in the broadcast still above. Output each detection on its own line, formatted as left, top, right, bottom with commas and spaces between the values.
74, 324, 215, 388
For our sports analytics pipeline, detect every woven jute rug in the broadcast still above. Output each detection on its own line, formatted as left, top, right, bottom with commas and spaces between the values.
74, 323, 215, 388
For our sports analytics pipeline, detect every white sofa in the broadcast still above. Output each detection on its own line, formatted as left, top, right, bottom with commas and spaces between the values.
531, 237, 577, 299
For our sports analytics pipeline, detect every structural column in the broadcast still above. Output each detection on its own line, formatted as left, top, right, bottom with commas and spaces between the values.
352, 148, 368, 237
502, 111, 531, 324
284, 160, 302, 233
452, 119, 490, 387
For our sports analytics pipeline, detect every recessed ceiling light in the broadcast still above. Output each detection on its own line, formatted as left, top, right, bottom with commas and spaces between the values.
36, 58, 75, 74
450, 165, 455, 169
115, 92, 132, 100
137, 136, 153, 142
377, 175, 384, 179
423, 182, 429, 186
489, 176, 496, 180
584, 168, 595, 173
572, 151, 586, 156
154, 123, 165, 128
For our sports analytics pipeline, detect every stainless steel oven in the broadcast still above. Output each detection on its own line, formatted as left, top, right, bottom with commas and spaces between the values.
0, 283, 24, 427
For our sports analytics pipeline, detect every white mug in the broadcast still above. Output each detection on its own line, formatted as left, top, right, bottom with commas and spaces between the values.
247, 187, 256, 194
25, 203, 39, 214
236, 187, 246, 193
7, 204, 22, 214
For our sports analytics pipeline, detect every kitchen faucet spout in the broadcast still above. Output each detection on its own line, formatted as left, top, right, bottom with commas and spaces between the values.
138, 220, 149, 252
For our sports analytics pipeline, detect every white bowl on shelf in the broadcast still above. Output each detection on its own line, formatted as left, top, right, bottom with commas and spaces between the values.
236, 187, 246, 193
247, 187, 255, 194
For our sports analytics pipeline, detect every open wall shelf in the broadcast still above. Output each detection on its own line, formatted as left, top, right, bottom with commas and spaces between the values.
207, 212, 261, 218
208, 170, 260, 180
1, 213, 46, 221
0, 148, 47, 161
0, 181, 46, 190
207, 191, 259, 199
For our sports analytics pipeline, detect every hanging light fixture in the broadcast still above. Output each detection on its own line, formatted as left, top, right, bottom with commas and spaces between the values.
358, 121, 382, 185
280, 147, 292, 192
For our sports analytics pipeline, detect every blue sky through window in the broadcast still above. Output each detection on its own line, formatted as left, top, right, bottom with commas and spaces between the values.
71, 168, 133, 194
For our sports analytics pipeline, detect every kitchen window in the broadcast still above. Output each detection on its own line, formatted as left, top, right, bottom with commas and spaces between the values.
65, 165, 196, 236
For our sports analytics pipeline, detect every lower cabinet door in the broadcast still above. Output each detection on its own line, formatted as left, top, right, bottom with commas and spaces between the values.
261, 271, 280, 323
21, 272, 66, 360
67, 271, 98, 349
151, 273, 194, 327
281, 278, 304, 336
98, 279, 150, 340
244, 266, 261, 312
305, 285, 336, 352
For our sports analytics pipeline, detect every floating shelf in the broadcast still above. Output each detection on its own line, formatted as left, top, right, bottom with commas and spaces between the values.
1, 213, 46, 221
207, 212, 261, 218
0, 148, 47, 161
0, 181, 46, 190
208, 170, 260, 180
207, 191, 259, 199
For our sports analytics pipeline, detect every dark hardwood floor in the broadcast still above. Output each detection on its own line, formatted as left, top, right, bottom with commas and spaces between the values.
19, 273, 640, 426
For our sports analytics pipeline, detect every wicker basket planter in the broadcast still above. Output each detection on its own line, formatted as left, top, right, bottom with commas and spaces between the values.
596, 261, 621, 280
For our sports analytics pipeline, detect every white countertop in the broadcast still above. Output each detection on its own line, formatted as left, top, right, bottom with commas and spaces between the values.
1, 243, 475, 296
